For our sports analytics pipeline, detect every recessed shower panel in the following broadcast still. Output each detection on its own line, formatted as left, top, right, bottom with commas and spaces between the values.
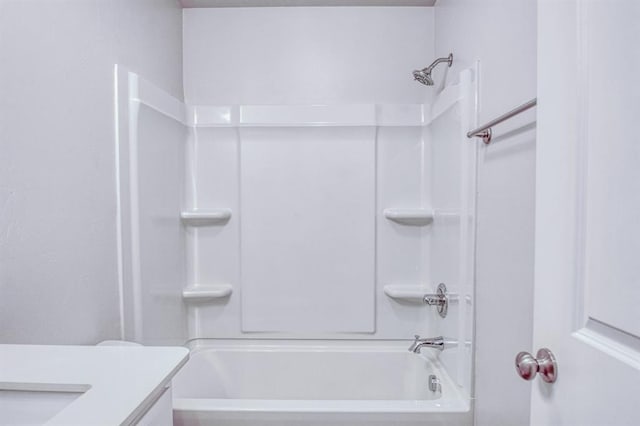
239, 127, 376, 333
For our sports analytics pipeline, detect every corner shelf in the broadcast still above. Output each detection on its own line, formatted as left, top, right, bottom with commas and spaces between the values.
180, 209, 232, 226
383, 285, 431, 302
182, 284, 233, 302
383, 208, 434, 226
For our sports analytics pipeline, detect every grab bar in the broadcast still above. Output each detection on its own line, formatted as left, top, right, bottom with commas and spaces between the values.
467, 98, 537, 144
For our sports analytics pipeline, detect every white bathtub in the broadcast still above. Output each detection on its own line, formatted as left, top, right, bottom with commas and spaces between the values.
172, 340, 471, 426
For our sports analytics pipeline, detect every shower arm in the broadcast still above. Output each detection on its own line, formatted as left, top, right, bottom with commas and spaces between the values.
422, 53, 453, 73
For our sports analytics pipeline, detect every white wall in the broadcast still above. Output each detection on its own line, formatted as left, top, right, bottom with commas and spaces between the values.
183, 7, 433, 105
434, 1, 537, 425
0, 0, 183, 344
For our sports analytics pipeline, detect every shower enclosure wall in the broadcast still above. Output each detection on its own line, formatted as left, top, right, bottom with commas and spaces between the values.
115, 7, 478, 425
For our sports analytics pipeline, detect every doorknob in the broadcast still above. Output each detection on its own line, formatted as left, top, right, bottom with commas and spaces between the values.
515, 348, 557, 383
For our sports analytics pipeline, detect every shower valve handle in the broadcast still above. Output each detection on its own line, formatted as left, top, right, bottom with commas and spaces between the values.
423, 283, 449, 318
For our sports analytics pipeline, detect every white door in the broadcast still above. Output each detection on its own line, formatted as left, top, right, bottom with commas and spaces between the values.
531, 0, 640, 425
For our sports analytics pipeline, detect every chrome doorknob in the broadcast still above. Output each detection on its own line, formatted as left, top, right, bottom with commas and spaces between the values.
515, 348, 557, 383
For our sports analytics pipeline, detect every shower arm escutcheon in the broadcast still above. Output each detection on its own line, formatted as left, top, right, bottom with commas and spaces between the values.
423, 283, 449, 318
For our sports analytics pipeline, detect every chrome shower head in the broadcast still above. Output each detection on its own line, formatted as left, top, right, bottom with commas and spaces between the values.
413, 53, 453, 86
412, 69, 434, 86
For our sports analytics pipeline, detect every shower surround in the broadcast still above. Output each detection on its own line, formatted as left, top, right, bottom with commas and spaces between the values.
112, 6, 476, 425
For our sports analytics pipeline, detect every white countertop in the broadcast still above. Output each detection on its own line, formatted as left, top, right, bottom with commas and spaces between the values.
0, 344, 189, 425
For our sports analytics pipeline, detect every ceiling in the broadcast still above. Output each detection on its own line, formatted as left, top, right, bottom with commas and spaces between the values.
180, 0, 436, 7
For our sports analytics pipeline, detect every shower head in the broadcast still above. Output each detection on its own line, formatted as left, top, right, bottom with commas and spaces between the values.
412, 69, 434, 86
413, 53, 453, 86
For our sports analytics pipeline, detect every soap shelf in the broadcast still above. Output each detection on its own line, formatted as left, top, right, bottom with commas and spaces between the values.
383, 285, 432, 302
180, 209, 232, 226
383, 208, 434, 226
182, 284, 232, 302
384, 284, 459, 304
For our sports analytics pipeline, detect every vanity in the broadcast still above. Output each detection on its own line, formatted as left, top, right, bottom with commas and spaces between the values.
0, 344, 188, 425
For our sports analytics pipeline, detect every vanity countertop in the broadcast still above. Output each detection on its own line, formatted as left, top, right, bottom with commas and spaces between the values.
0, 344, 189, 425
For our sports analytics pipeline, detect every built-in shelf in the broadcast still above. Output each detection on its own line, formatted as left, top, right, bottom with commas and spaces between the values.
433, 209, 461, 220
384, 284, 461, 304
383, 208, 434, 226
180, 209, 232, 226
383, 285, 432, 302
182, 284, 233, 302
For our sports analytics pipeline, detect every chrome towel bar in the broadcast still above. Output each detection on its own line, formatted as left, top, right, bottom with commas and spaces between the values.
467, 98, 537, 144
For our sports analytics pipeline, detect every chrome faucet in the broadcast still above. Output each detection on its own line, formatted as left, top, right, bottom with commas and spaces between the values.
408, 335, 446, 353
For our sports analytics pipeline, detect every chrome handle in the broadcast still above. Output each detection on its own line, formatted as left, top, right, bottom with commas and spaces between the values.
515, 348, 557, 383
423, 283, 448, 318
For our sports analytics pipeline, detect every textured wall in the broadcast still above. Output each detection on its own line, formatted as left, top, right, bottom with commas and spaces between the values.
0, 0, 183, 344
183, 7, 434, 105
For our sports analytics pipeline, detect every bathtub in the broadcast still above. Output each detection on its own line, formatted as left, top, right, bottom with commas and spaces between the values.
171, 340, 471, 426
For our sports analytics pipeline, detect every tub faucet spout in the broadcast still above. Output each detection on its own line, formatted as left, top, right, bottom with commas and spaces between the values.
408, 335, 446, 353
